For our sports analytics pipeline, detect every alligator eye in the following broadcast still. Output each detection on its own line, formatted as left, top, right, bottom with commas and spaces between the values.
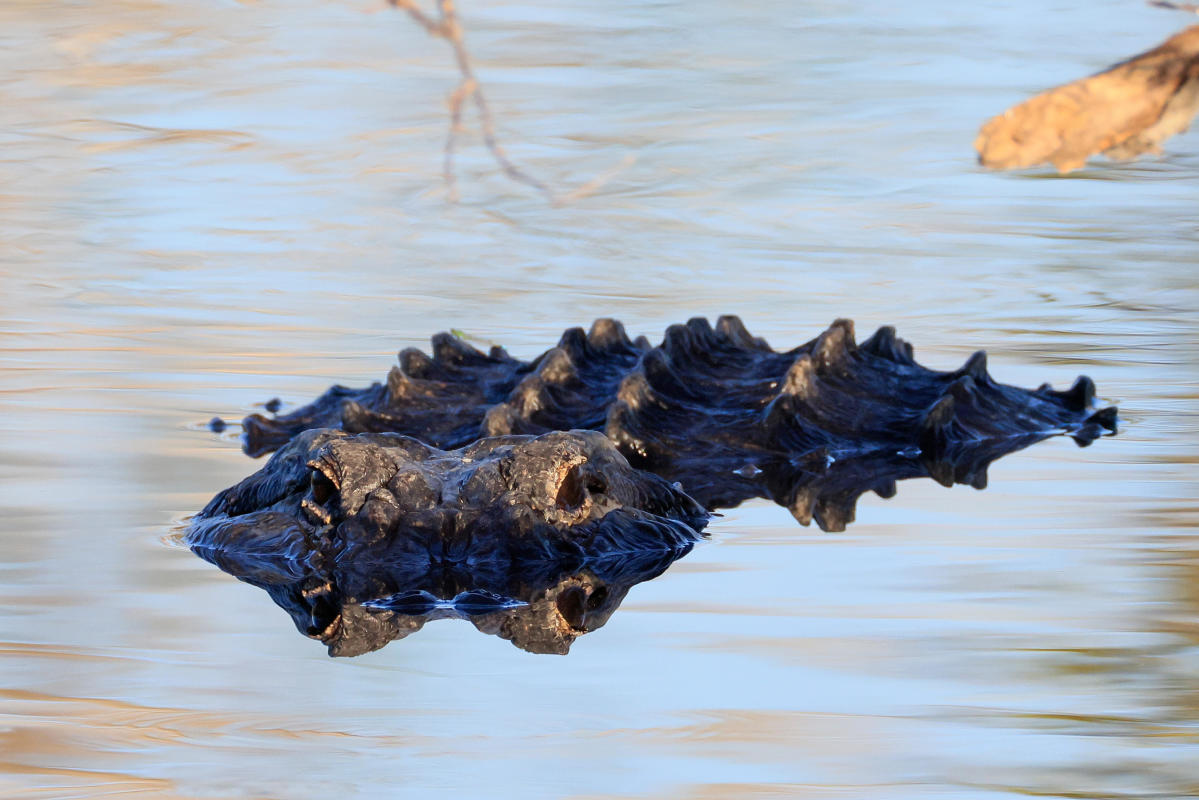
555, 586, 588, 630
306, 593, 338, 638
555, 464, 587, 510
310, 471, 335, 505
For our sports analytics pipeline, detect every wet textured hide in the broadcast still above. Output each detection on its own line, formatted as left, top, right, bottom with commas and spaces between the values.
189, 429, 706, 654
241, 319, 647, 457
976, 26, 1199, 172
231, 316, 1116, 532
193, 319, 1118, 654
192, 429, 707, 565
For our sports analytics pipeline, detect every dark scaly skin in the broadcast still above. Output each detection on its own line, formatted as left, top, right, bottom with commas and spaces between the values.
192, 428, 706, 570
189, 428, 704, 655
241, 320, 648, 457
603, 317, 1115, 530
230, 317, 1116, 532
192, 318, 1117, 655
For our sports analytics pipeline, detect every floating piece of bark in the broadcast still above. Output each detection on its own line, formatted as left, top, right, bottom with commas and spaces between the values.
234, 317, 1116, 531
976, 25, 1199, 171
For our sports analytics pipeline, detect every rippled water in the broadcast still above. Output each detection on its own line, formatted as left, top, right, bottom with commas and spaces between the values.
2, 0, 1198, 797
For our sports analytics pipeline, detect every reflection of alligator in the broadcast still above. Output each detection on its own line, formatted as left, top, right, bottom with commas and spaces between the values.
191, 317, 1116, 654
189, 429, 701, 654
230, 317, 1116, 531
192, 532, 689, 655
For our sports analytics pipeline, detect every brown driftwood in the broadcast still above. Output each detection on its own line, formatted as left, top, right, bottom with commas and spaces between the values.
976, 25, 1199, 172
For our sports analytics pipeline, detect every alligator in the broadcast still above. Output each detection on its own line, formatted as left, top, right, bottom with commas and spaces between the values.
225, 317, 1116, 530
190, 429, 701, 654
190, 317, 1117, 654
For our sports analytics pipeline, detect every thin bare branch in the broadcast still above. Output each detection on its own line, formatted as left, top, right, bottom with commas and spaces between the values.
388, 0, 444, 35
439, 0, 555, 199
1148, 1, 1199, 12
388, 0, 556, 202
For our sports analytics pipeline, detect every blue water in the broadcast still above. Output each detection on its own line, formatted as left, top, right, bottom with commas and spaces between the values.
2, 0, 1198, 797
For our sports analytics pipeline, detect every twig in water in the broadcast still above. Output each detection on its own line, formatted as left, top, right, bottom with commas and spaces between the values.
388, 0, 555, 202
1149, 1, 1199, 13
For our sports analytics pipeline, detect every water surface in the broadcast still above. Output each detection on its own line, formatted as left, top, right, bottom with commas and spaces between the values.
2, 0, 1198, 797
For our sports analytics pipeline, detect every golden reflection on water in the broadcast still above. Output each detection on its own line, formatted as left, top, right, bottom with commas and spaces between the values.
2, 0, 1199, 797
